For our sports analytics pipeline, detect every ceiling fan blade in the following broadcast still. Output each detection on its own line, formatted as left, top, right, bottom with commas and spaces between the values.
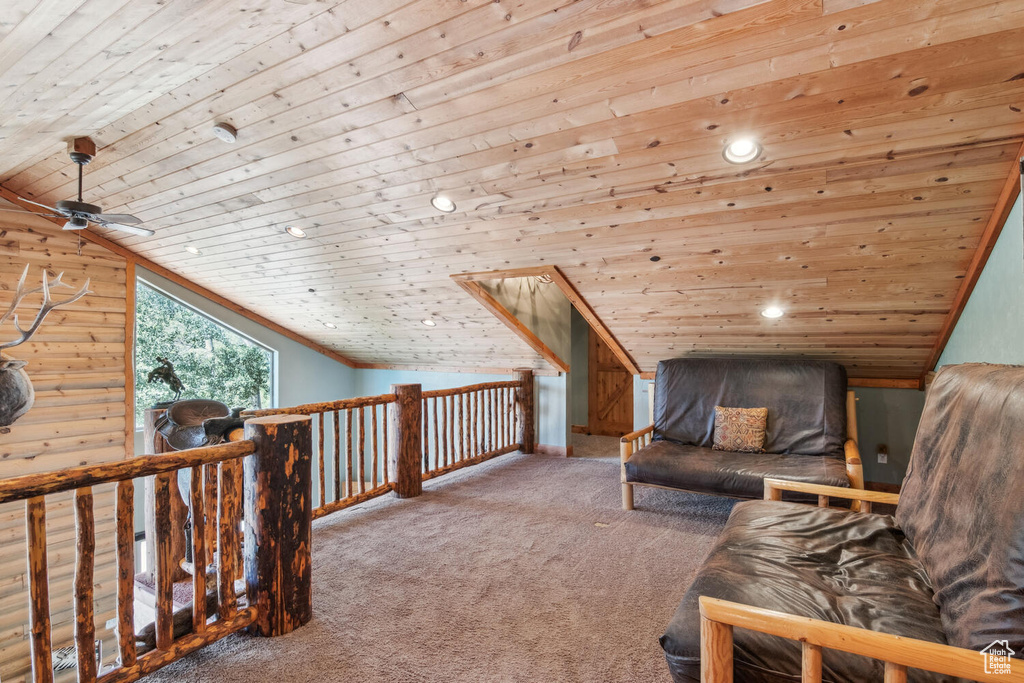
0, 207, 62, 218
94, 220, 155, 237
95, 212, 142, 225
16, 196, 62, 213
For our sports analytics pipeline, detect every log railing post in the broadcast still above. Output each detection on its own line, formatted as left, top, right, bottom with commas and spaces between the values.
244, 415, 313, 637
388, 384, 422, 498
143, 408, 189, 583
515, 369, 535, 454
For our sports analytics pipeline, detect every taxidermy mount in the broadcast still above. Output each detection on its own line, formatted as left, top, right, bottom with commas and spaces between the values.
0, 265, 90, 430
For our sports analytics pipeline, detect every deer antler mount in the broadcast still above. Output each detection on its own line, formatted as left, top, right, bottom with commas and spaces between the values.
0, 264, 90, 429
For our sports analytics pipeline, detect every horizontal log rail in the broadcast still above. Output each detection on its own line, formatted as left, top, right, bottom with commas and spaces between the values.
0, 441, 255, 505
4, 416, 312, 683
421, 380, 520, 398
241, 393, 396, 417
699, 596, 1024, 682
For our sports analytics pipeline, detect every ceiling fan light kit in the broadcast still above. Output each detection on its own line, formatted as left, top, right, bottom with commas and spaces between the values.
62, 215, 88, 230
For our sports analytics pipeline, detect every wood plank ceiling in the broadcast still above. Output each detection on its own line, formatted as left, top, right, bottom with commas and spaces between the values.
1, 0, 1023, 379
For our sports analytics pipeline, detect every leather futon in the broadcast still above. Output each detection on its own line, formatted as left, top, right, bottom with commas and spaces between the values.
662, 363, 1024, 682
620, 358, 862, 510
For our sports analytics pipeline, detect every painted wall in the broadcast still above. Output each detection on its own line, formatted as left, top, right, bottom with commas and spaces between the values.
479, 277, 571, 448
481, 278, 572, 360
853, 388, 926, 486
634, 376, 654, 429
938, 194, 1024, 367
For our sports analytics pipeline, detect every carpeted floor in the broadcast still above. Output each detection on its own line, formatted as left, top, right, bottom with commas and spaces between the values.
144, 452, 735, 682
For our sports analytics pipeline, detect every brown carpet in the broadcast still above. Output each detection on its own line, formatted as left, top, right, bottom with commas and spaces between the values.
143, 452, 735, 682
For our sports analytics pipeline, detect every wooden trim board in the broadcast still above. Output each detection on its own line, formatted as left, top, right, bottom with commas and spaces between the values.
866, 481, 901, 494
124, 260, 136, 459
549, 266, 640, 375
353, 362, 559, 377
920, 139, 1024, 381
640, 370, 920, 389
0, 186, 359, 368
535, 444, 572, 457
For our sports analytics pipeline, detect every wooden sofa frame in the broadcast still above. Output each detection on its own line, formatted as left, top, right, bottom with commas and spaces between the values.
620, 388, 864, 510
697, 480, 1023, 683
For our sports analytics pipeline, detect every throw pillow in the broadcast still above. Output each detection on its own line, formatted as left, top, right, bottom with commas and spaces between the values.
712, 406, 768, 453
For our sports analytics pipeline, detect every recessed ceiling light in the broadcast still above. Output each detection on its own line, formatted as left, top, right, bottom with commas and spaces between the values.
212, 122, 238, 144
185, 245, 202, 255
285, 225, 306, 238
761, 306, 784, 319
322, 321, 338, 329
430, 195, 456, 213
421, 319, 437, 327
723, 138, 762, 164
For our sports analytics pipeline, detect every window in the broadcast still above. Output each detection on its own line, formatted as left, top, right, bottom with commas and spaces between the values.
134, 280, 274, 427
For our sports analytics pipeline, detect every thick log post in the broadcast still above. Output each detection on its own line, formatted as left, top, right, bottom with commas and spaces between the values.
387, 384, 422, 498
244, 415, 313, 637
515, 369, 535, 454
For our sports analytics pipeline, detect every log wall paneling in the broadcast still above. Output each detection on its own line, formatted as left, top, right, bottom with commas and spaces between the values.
0, 208, 125, 681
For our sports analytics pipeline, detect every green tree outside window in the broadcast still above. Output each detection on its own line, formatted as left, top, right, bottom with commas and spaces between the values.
134, 281, 273, 426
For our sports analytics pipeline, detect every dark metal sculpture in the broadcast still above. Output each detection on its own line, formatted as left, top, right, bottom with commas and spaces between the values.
0, 265, 90, 429
146, 356, 185, 402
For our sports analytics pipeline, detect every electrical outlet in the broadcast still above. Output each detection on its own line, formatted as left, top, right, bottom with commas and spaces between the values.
876, 444, 889, 465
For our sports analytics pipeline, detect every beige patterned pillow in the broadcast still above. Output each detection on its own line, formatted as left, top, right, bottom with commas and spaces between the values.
712, 406, 768, 453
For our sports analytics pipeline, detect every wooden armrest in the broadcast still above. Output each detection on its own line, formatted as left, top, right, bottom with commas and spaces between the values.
763, 478, 899, 506
620, 424, 654, 465
620, 424, 654, 443
699, 596, 1022, 682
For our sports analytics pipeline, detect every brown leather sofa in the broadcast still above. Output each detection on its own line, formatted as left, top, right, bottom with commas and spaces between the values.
620, 358, 863, 510
661, 363, 1024, 682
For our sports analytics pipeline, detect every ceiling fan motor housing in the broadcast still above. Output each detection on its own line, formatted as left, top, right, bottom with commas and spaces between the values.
55, 199, 102, 216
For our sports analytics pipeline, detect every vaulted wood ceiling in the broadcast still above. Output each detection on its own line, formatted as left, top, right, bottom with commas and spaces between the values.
1, 0, 1023, 380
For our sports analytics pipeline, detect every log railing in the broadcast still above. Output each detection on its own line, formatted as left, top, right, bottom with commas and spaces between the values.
243, 395, 394, 519
0, 415, 312, 683
420, 380, 521, 481
244, 369, 537, 513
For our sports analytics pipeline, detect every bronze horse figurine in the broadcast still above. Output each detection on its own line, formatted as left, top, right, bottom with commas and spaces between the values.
147, 356, 185, 401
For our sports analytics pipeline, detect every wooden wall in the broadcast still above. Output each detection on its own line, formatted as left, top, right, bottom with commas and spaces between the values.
0, 202, 127, 681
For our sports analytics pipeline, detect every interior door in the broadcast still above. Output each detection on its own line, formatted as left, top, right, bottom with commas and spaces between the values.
587, 327, 633, 437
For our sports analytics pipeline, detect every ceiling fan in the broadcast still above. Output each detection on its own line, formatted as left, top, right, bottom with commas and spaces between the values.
1, 137, 154, 237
